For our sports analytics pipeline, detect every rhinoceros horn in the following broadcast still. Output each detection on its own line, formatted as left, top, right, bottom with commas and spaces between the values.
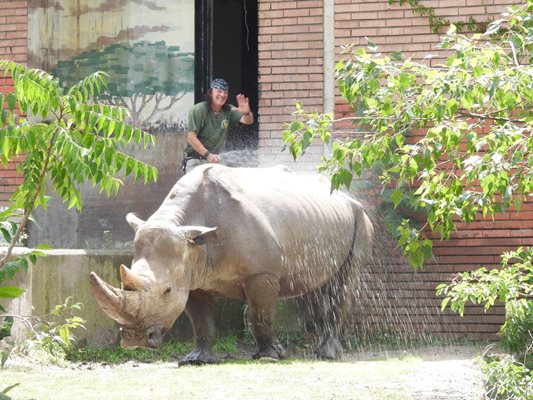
119, 264, 147, 291
90, 272, 137, 325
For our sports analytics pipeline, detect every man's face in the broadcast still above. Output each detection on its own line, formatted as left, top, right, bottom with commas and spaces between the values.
211, 88, 228, 108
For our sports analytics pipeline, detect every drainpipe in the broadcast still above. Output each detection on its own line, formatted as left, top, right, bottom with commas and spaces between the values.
323, 0, 335, 158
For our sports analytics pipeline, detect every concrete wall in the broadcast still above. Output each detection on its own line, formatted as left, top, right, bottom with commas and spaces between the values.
3, 249, 130, 346
3, 249, 303, 347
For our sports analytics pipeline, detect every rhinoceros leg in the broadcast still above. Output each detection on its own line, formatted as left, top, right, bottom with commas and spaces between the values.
180, 290, 218, 365
303, 261, 354, 360
243, 274, 286, 360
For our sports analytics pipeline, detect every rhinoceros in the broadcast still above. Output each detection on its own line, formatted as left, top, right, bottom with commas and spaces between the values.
90, 164, 373, 363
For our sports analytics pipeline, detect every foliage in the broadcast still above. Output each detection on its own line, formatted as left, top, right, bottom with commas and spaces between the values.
388, 0, 492, 34
482, 352, 531, 400
29, 297, 85, 356
0, 61, 157, 355
0, 61, 157, 266
437, 248, 532, 400
68, 336, 242, 364
0, 383, 18, 399
54, 41, 194, 128
69, 341, 193, 364
437, 247, 532, 355
8, 297, 86, 363
282, 3, 532, 398
282, 2, 533, 269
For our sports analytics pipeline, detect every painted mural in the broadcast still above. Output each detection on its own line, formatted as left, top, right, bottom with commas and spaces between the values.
28, 0, 195, 132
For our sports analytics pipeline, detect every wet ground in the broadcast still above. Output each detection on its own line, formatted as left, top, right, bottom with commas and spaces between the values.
0, 345, 485, 400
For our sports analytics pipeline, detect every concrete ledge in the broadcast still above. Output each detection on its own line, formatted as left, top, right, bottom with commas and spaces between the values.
3, 248, 132, 347
2, 248, 306, 347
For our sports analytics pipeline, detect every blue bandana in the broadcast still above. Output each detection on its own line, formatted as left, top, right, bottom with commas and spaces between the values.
210, 78, 229, 91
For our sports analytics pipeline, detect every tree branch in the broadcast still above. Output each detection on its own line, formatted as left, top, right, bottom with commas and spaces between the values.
0, 124, 60, 269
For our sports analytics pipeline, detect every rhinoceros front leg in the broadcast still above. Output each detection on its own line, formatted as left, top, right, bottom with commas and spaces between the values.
244, 274, 286, 360
180, 290, 218, 365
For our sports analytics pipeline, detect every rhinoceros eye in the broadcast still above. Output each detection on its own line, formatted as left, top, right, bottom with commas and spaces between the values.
162, 287, 172, 297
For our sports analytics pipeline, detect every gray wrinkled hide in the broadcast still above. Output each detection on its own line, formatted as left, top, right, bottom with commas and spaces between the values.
91, 164, 373, 362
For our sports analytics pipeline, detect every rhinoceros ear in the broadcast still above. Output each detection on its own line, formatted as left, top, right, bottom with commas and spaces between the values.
119, 264, 147, 291
182, 226, 217, 245
126, 213, 145, 232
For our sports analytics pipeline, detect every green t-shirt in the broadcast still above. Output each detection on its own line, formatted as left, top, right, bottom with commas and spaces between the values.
184, 101, 243, 157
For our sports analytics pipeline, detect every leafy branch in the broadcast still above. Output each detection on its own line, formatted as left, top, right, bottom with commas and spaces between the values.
388, 0, 492, 34
0, 61, 158, 310
283, 3, 533, 268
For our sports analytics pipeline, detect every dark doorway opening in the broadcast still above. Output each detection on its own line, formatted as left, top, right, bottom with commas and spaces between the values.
195, 0, 259, 152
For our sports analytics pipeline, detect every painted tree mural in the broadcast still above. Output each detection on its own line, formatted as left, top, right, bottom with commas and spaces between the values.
54, 41, 194, 130
28, 0, 195, 132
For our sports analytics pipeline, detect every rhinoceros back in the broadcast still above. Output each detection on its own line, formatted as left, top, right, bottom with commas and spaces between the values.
153, 164, 365, 297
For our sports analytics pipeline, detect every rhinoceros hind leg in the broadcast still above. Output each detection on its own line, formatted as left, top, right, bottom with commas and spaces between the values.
179, 347, 218, 366
303, 257, 354, 361
315, 336, 343, 360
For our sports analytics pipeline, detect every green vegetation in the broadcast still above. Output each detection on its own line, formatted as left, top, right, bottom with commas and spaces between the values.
438, 247, 532, 399
0, 61, 157, 364
388, 0, 491, 34
69, 341, 193, 364
19, 297, 85, 361
283, 2, 532, 398
66, 335, 244, 364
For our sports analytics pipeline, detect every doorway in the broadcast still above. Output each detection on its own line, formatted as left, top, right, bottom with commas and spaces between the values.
195, 0, 259, 151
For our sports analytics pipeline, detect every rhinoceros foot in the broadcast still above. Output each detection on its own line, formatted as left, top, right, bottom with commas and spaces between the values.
179, 348, 218, 366
252, 341, 286, 361
315, 336, 343, 360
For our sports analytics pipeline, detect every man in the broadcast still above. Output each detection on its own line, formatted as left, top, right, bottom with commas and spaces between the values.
182, 78, 254, 173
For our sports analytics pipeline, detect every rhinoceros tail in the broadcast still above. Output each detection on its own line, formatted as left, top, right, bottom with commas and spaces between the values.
351, 206, 374, 268
304, 202, 374, 359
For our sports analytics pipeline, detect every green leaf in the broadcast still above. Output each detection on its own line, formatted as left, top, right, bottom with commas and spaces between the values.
1, 350, 9, 368
0, 228, 11, 243
0, 286, 25, 299
124, 126, 133, 142
390, 188, 403, 208
6, 93, 16, 113
440, 297, 451, 311
391, 51, 403, 61
125, 157, 135, 176
1, 383, 20, 393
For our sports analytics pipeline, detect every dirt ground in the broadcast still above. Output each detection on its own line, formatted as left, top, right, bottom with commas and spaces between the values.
0, 345, 486, 400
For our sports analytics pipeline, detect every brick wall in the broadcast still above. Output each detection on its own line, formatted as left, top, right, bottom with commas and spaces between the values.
258, 0, 529, 340
333, 0, 527, 341
257, 0, 326, 170
0, 0, 27, 207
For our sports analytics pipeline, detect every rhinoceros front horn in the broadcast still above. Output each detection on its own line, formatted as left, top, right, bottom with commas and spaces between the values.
90, 272, 135, 325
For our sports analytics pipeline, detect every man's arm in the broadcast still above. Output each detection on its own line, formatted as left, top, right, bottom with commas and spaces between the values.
186, 131, 219, 163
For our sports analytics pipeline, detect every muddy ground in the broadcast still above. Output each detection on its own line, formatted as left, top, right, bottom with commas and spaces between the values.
0, 345, 486, 400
